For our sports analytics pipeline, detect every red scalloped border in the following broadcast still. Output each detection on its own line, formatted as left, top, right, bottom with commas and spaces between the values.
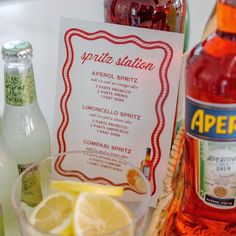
55, 27, 173, 196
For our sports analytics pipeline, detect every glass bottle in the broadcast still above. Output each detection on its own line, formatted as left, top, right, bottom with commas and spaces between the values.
0, 117, 18, 236
140, 147, 152, 180
1, 40, 50, 208
174, 1, 236, 235
183, 1, 190, 52
104, 0, 189, 51
104, 0, 189, 137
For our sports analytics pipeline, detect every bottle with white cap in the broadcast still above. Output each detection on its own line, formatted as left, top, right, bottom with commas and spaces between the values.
1, 40, 50, 207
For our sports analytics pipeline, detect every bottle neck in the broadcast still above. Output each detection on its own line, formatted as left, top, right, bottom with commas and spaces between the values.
4, 61, 37, 107
145, 148, 151, 161
145, 153, 150, 161
217, 0, 236, 34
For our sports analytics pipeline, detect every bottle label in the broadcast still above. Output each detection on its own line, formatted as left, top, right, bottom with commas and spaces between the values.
5, 70, 36, 106
186, 97, 236, 209
143, 165, 151, 180
0, 204, 4, 236
18, 164, 43, 207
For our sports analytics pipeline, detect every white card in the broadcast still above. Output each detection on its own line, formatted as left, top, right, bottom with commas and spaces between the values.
52, 18, 184, 206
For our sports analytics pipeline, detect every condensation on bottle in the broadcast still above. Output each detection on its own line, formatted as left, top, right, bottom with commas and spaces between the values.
1, 40, 51, 208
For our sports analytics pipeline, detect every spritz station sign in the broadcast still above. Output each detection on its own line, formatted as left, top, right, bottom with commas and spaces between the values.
52, 18, 184, 206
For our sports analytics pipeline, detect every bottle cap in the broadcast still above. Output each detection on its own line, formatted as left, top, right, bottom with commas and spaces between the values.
146, 148, 151, 155
2, 40, 33, 62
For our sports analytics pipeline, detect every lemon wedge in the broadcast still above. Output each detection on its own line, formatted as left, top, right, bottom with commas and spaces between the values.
29, 191, 76, 236
50, 180, 124, 197
73, 192, 134, 236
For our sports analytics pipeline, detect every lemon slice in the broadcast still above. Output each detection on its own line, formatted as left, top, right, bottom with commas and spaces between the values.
29, 191, 76, 236
73, 192, 134, 236
50, 180, 124, 197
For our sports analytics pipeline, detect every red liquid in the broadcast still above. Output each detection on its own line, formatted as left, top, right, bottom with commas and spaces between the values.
104, 0, 185, 33
174, 2, 236, 235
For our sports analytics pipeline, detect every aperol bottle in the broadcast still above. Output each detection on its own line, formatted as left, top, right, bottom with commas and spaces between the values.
174, 0, 236, 235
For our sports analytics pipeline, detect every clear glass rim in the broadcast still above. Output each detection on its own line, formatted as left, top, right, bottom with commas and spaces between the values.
11, 150, 151, 236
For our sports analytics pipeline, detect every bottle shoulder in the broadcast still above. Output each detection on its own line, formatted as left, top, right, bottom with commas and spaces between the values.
3, 102, 45, 118
2, 102, 50, 139
187, 34, 236, 73
186, 34, 236, 103
188, 33, 236, 60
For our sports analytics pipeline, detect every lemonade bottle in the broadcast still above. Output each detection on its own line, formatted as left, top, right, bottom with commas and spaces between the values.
0, 117, 18, 235
1, 40, 50, 207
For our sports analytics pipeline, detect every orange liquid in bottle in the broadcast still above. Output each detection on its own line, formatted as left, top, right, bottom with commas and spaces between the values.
173, 1, 236, 235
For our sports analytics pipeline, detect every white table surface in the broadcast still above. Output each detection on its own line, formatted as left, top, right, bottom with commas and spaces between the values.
0, 0, 215, 134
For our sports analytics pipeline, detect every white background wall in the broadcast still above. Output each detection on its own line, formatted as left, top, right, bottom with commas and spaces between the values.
0, 0, 216, 134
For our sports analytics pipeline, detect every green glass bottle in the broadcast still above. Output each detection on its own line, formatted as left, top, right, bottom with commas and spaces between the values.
1, 40, 51, 207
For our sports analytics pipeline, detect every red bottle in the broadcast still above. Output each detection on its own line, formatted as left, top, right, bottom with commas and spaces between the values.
140, 148, 153, 180
104, 0, 189, 133
174, 1, 236, 235
104, 0, 186, 33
